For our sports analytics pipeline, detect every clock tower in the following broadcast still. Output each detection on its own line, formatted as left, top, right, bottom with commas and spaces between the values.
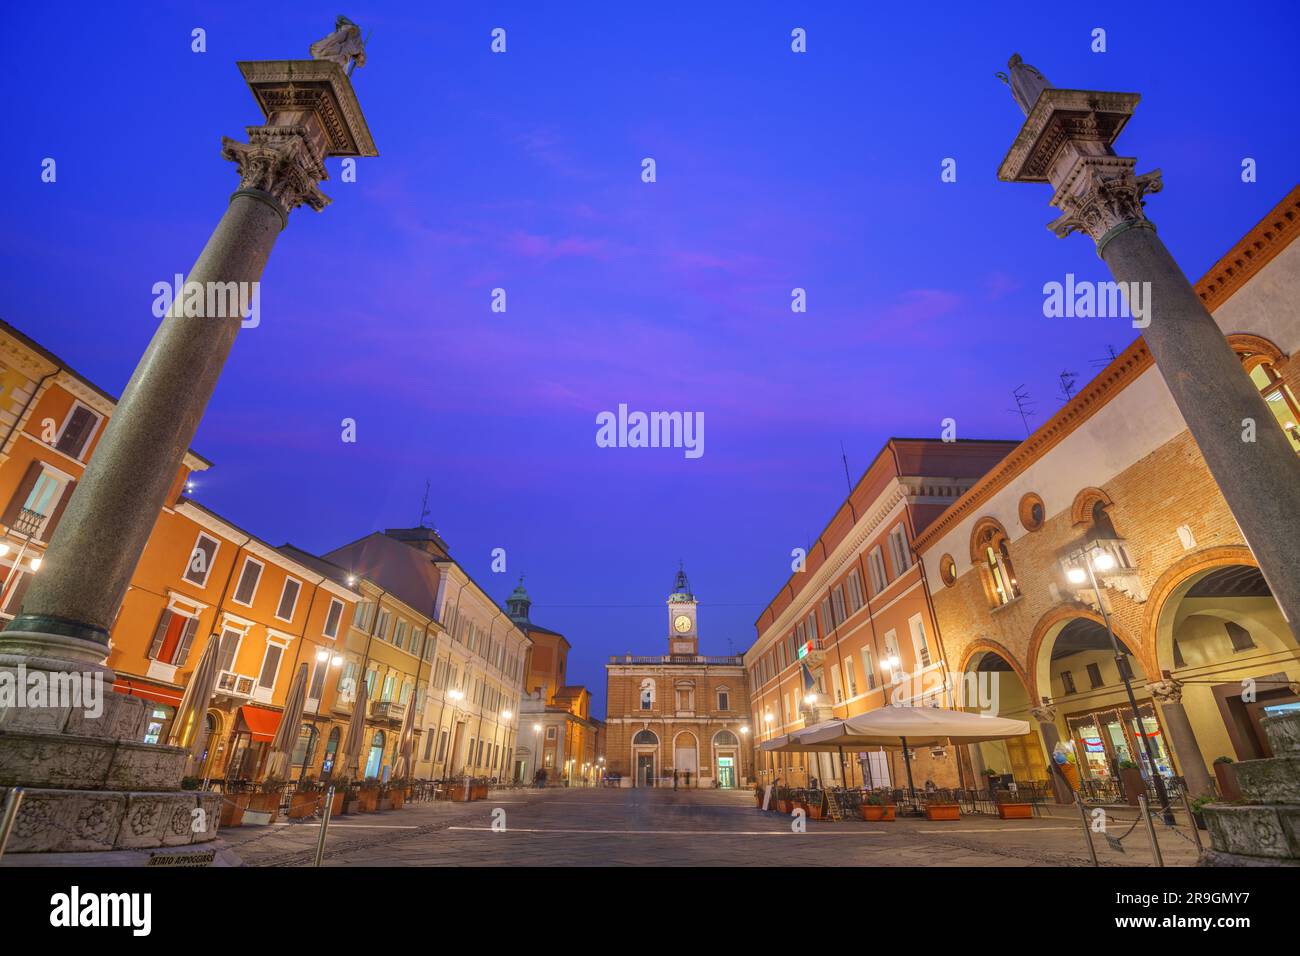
667, 563, 699, 657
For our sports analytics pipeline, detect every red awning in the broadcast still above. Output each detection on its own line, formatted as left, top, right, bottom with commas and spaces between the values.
238, 705, 282, 742
112, 679, 184, 707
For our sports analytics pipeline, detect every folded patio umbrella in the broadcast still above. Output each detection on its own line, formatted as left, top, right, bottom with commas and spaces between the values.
167, 630, 228, 774
264, 662, 310, 781
337, 675, 370, 781
390, 691, 417, 779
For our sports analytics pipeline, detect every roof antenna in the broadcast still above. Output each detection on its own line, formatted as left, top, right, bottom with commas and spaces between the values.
419, 479, 431, 529
1058, 370, 1078, 402
1008, 385, 1036, 437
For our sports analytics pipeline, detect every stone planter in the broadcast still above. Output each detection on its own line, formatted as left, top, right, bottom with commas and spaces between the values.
219, 792, 250, 828
355, 787, 380, 812
329, 789, 347, 817
924, 804, 961, 821
777, 799, 792, 814
1214, 762, 1242, 802
861, 804, 895, 821
807, 801, 823, 821
997, 802, 1034, 820
387, 789, 404, 810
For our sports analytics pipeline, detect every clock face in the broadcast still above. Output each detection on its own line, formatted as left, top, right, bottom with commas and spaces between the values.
673, 614, 692, 633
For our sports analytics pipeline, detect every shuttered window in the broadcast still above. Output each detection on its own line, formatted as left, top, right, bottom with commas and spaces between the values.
54, 404, 101, 459
323, 599, 343, 638
182, 533, 220, 587
258, 643, 284, 690
232, 558, 262, 605
147, 609, 201, 666
275, 577, 301, 621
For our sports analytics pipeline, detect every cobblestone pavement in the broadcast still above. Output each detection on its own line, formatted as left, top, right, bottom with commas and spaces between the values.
223, 786, 1202, 867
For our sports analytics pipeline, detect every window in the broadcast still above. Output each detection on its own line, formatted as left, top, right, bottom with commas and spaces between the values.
846, 570, 864, 613
883, 631, 901, 682
290, 724, 317, 768
1241, 352, 1300, 451
1061, 670, 1077, 695
436, 730, 448, 761
323, 599, 344, 639
778, 641, 787, 669
806, 612, 818, 642
273, 578, 300, 622
1225, 622, 1257, 652
819, 598, 832, 636
844, 659, 858, 697
258, 642, 285, 690
231, 557, 263, 606
939, 554, 958, 587
394, 619, 408, 650
1086, 662, 1104, 689
718, 690, 730, 711
888, 524, 911, 576
183, 532, 220, 587
381, 673, 396, 701
633, 730, 657, 745
867, 547, 888, 594
676, 685, 694, 711
53, 403, 102, 459
3, 461, 74, 543
546, 726, 557, 741
908, 614, 932, 669
309, 656, 328, 700
338, 661, 357, 702
352, 600, 374, 630
640, 679, 655, 710
831, 664, 843, 703
1019, 493, 1046, 532
831, 586, 846, 627
374, 607, 391, 639
973, 520, 1019, 607
861, 647, 877, 691
147, 608, 201, 666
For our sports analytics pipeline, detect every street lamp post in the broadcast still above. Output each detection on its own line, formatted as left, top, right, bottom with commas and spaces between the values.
532, 722, 543, 786
1066, 544, 1175, 824
301, 649, 343, 787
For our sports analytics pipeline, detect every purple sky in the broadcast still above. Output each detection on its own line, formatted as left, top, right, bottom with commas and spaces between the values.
5, 2, 1298, 714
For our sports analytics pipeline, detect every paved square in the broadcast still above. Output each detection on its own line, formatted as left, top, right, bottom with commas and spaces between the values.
223, 787, 1201, 867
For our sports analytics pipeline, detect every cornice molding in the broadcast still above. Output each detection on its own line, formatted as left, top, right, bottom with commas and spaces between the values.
1197, 184, 1300, 312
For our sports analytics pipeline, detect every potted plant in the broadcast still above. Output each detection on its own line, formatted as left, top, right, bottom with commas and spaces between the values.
289, 777, 322, 818
982, 767, 1000, 796
860, 793, 896, 821
1117, 759, 1146, 807
324, 779, 349, 816
806, 792, 824, 821
1190, 794, 1213, 831
219, 786, 252, 827
923, 797, 961, 821
244, 779, 283, 825
356, 777, 381, 812
995, 790, 1034, 819
1212, 756, 1241, 802
776, 787, 793, 814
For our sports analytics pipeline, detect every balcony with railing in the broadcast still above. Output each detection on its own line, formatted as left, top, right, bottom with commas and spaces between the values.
608, 654, 743, 666
370, 699, 406, 723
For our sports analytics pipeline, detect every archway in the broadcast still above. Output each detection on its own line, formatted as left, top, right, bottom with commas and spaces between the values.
712, 730, 740, 788
1034, 614, 1174, 801
672, 731, 699, 785
632, 729, 658, 787
1152, 561, 1300, 764
959, 645, 1048, 789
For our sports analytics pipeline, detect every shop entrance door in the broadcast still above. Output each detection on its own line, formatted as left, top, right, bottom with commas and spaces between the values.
717, 756, 735, 789
636, 753, 655, 787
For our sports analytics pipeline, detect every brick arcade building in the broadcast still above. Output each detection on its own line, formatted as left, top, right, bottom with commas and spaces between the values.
605, 568, 752, 787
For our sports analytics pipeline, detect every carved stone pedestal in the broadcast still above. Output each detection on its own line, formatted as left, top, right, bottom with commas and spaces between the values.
1200, 711, 1300, 866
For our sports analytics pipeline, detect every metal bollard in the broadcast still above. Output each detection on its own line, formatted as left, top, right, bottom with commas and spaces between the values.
1179, 788, 1204, 853
314, 785, 335, 868
0, 787, 26, 861
1075, 795, 1099, 867
1138, 795, 1164, 867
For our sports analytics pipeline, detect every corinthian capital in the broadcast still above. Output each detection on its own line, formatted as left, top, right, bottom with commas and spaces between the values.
1047, 159, 1163, 248
222, 126, 330, 218
1146, 677, 1183, 704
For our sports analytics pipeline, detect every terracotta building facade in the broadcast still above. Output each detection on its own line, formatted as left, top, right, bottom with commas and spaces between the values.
605, 569, 751, 788
915, 184, 1300, 801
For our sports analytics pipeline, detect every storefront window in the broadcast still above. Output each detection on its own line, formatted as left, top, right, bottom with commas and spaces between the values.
143, 704, 175, 745
1068, 705, 1172, 781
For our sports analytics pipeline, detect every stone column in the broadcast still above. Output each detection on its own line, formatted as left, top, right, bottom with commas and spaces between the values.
0, 56, 376, 858
997, 55, 1300, 634
1147, 676, 1213, 798
1031, 703, 1074, 804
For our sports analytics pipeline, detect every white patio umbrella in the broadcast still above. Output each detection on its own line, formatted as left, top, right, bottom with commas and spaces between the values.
390, 693, 417, 780
337, 675, 370, 782
264, 662, 310, 781
798, 706, 1031, 804
167, 630, 228, 775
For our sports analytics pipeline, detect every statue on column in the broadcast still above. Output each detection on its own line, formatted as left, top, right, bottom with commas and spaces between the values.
310, 15, 368, 73
996, 53, 1051, 115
